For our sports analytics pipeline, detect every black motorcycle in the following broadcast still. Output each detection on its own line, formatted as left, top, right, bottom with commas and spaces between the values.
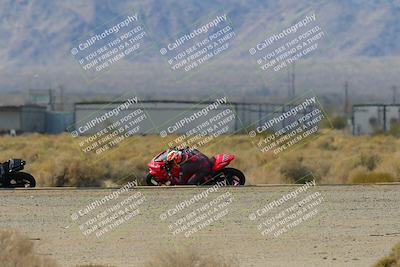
0, 159, 36, 188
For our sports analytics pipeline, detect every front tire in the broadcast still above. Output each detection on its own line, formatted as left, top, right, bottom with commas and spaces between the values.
7, 172, 36, 188
146, 174, 158, 186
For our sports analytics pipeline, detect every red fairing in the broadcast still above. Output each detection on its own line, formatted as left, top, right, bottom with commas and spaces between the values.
147, 151, 181, 184
148, 161, 166, 177
212, 154, 234, 172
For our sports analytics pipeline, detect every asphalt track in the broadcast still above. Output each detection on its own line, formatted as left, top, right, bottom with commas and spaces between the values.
0, 184, 399, 267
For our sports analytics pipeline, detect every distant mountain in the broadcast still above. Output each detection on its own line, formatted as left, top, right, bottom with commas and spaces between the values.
0, 0, 400, 106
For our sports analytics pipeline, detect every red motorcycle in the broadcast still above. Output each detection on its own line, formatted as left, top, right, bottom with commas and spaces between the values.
146, 151, 245, 186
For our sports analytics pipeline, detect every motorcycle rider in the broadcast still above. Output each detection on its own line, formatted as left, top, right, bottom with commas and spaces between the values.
166, 147, 211, 185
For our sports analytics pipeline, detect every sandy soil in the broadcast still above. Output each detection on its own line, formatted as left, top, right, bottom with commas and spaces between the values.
0, 184, 399, 267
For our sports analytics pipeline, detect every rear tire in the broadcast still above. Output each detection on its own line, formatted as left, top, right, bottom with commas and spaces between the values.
8, 172, 36, 188
215, 168, 245, 186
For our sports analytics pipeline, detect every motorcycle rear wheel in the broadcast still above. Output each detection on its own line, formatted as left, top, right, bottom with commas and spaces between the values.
213, 168, 245, 186
6, 172, 36, 188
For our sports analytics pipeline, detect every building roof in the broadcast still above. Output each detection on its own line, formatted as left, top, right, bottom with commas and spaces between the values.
74, 99, 283, 106
0, 104, 47, 111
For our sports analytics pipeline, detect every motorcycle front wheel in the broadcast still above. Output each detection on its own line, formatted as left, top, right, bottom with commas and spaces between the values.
146, 174, 159, 186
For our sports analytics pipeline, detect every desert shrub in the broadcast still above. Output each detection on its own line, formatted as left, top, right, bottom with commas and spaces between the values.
36, 157, 109, 187
373, 242, 400, 267
0, 230, 60, 267
388, 122, 400, 138
317, 136, 337, 150
279, 157, 313, 184
143, 248, 238, 267
55, 160, 106, 186
349, 172, 395, 184
1, 132, 399, 186
330, 116, 347, 129
360, 152, 380, 171
311, 160, 331, 178
0, 230, 116, 267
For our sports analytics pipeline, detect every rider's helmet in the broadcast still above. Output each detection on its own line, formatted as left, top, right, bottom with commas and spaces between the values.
167, 149, 182, 164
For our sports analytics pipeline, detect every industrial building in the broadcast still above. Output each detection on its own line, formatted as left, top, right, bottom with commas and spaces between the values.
0, 98, 320, 136
352, 104, 400, 135
0, 105, 73, 135
73, 99, 317, 136
0, 88, 75, 134
0, 105, 47, 134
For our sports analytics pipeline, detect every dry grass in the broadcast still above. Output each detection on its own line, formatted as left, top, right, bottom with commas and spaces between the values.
0, 230, 60, 267
373, 242, 400, 267
143, 248, 238, 267
0, 230, 234, 267
77, 265, 115, 267
1, 130, 400, 186
0, 230, 115, 267
349, 172, 395, 184
279, 156, 314, 183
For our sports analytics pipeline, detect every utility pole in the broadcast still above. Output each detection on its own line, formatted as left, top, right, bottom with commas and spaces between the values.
391, 85, 397, 104
291, 62, 295, 97
59, 85, 64, 111
287, 67, 291, 99
287, 63, 296, 99
49, 88, 54, 111
344, 81, 349, 115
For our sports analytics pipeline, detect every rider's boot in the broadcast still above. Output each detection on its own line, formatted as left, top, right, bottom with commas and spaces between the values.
178, 171, 185, 185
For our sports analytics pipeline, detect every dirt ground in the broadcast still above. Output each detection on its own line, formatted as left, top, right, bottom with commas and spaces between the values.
0, 184, 399, 267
